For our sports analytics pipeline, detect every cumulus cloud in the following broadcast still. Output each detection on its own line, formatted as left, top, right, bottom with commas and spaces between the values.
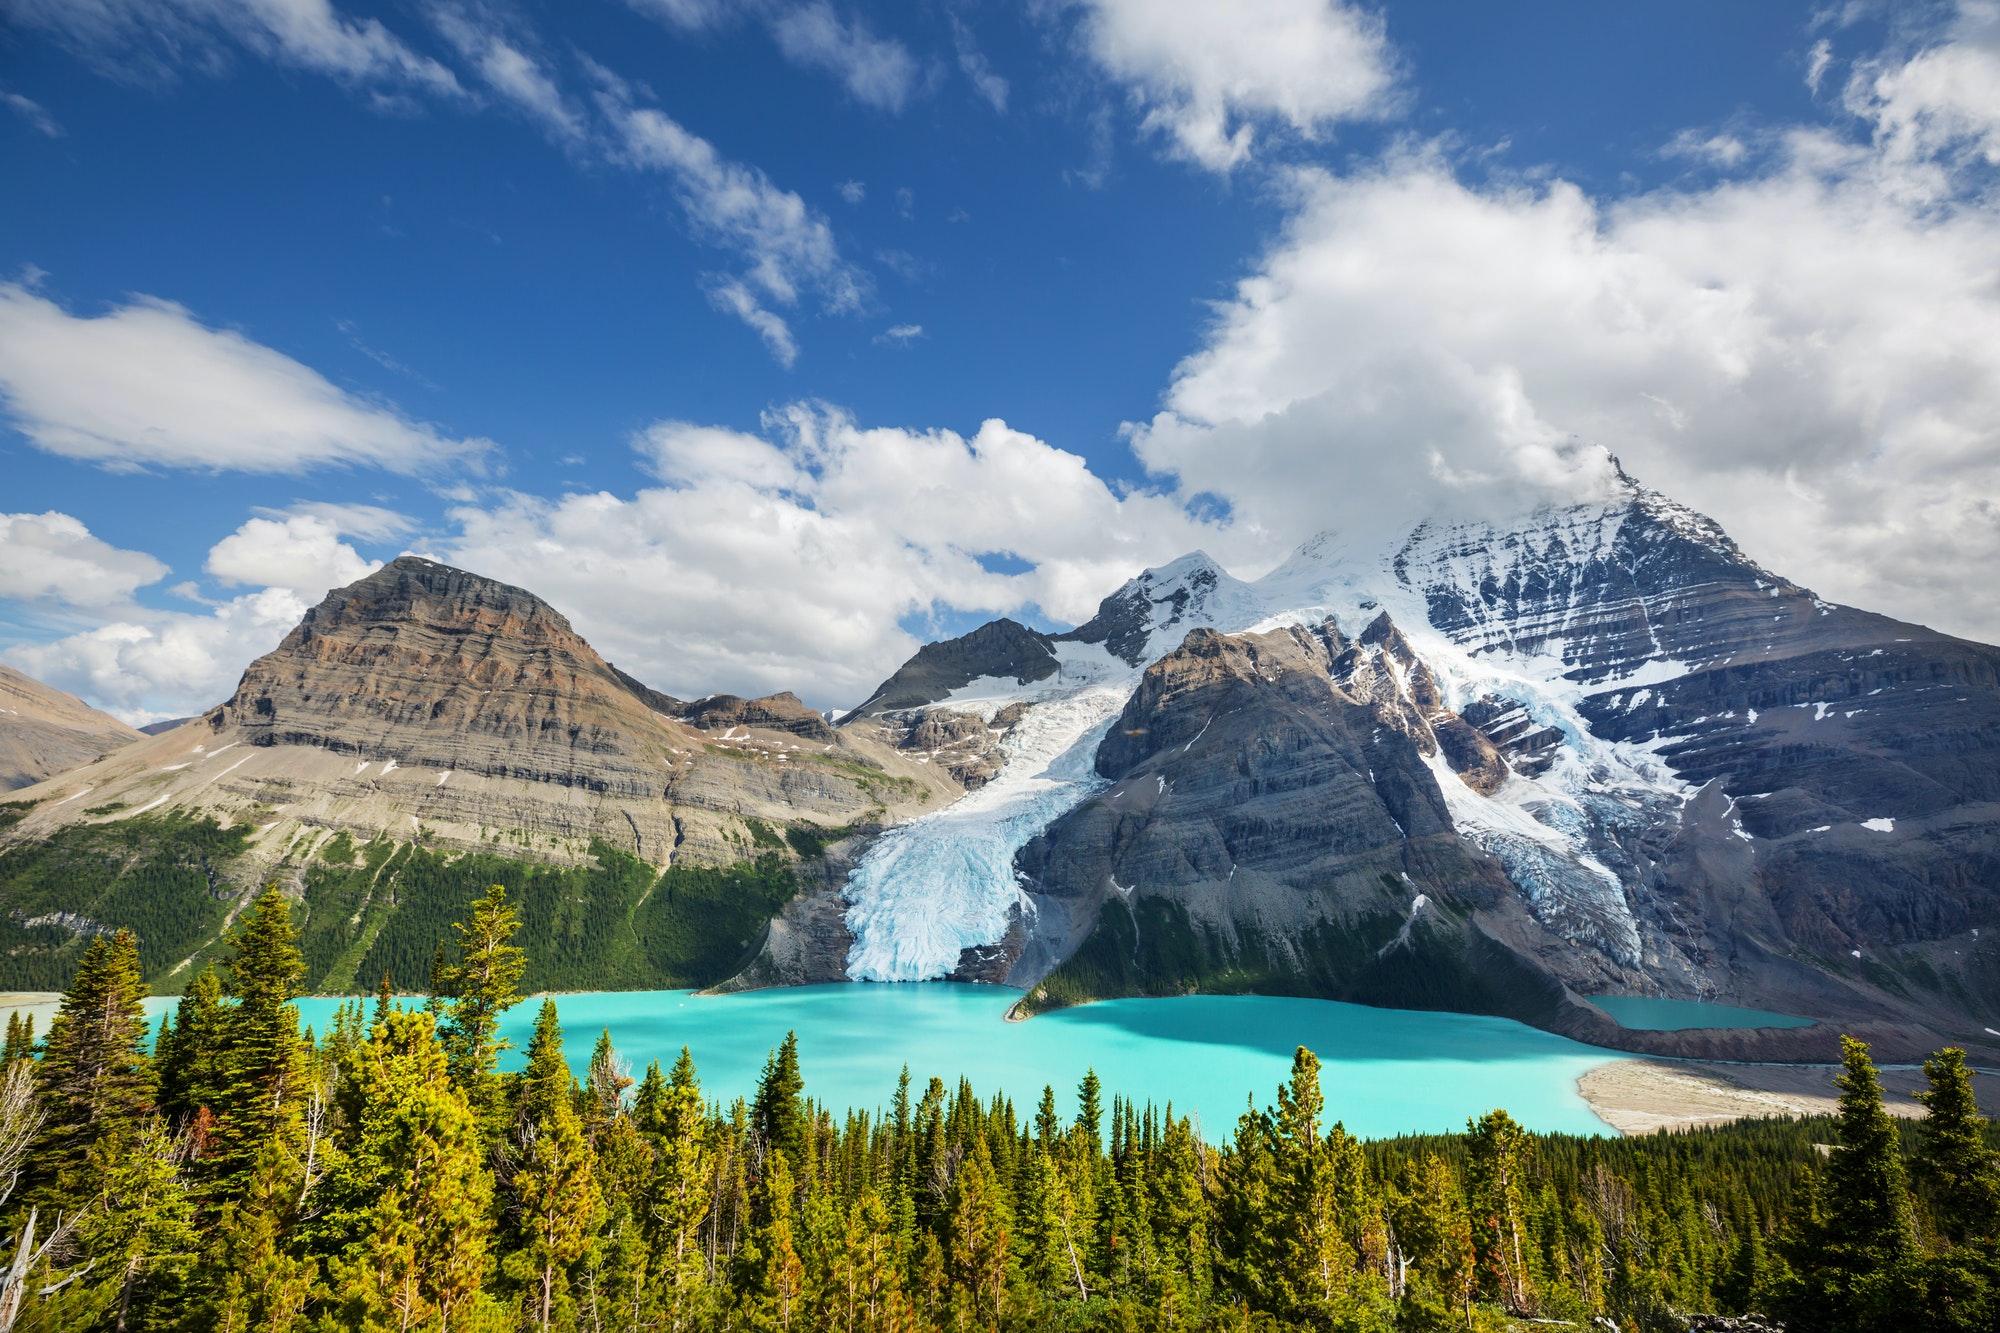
1066, 0, 1399, 170
1129, 88, 2000, 639
1, 505, 408, 722
1846, 0, 2000, 167
0, 512, 168, 609
444, 406, 1229, 706
205, 512, 382, 591
8, 587, 311, 724
0, 283, 491, 474
1, 0, 460, 94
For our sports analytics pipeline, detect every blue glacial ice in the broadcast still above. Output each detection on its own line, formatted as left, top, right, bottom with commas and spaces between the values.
841, 648, 1136, 982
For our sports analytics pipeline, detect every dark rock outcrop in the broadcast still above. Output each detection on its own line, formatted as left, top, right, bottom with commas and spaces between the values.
849, 618, 1058, 716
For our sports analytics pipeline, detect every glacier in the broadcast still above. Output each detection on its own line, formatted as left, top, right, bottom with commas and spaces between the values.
842, 479, 1719, 983
841, 644, 1136, 981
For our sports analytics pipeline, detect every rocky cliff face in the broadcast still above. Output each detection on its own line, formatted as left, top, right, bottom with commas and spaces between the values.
0, 664, 142, 792
3, 558, 962, 882
833, 471, 2000, 1062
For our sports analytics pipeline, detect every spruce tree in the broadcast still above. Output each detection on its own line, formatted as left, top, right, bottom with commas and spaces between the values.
1820, 1036, 1916, 1264
154, 965, 225, 1132
30, 929, 154, 1203
647, 1047, 713, 1327
323, 1008, 497, 1332
438, 883, 526, 1137
753, 1031, 806, 1166
209, 887, 308, 1189
1913, 1046, 2000, 1244
518, 997, 572, 1132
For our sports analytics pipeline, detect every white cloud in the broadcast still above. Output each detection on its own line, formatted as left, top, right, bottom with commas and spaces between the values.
1847, 0, 2000, 166
1, 89, 64, 136
1067, 0, 1399, 170
1, 504, 408, 722
2, 0, 460, 94
1128, 108, 2000, 639
0, 283, 491, 474
8, 587, 311, 724
205, 513, 381, 591
431, 7, 585, 145
766, 1, 919, 113
625, 0, 922, 113
599, 83, 869, 359
706, 279, 800, 368
0, 512, 168, 609
876, 323, 924, 345
445, 406, 1227, 705
950, 13, 1008, 112
838, 179, 866, 204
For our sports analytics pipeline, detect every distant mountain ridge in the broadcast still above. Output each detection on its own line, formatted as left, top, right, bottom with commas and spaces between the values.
2, 476, 1996, 1062
0, 663, 142, 792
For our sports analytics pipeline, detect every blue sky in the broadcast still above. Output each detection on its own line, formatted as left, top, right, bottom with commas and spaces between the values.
2, 0, 1997, 720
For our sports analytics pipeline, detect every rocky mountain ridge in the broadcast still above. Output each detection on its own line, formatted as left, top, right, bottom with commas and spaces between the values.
3, 474, 1995, 1063
805, 470, 2000, 1062
0, 558, 962, 988
0, 663, 142, 792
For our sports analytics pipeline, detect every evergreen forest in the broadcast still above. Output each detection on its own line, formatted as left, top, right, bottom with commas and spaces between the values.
1, 883, 1996, 1333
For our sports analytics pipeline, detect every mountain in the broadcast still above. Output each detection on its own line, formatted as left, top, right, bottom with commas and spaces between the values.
0, 557, 960, 991
820, 469, 2000, 1063
0, 663, 143, 791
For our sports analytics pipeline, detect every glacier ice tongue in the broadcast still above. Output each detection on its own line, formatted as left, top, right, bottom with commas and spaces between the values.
842, 645, 1137, 982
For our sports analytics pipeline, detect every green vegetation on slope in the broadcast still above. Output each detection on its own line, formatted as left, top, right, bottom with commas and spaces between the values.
0, 812, 253, 988
302, 839, 798, 994
0, 815, 814, 994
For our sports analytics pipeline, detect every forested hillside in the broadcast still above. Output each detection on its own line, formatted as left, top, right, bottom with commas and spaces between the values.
0, 811, 835, 993
1, 885, 1995, 1331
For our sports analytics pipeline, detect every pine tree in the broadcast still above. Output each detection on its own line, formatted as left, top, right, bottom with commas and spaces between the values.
946, 1134, 1009, 1330
438, 883, 526, 1138
209, 887, 308, 1190
323, 1008, 497, 1333
753, 1032, 806, 1168
61, 1117, 199, 1333
1467, 1108, 1534, 1313
30, 929, 154, 1203
1913, 1046, 2000, 1244
505, 1007, 605, 1333
742, 1149, 804, 1329
584, 1029, 633, 1143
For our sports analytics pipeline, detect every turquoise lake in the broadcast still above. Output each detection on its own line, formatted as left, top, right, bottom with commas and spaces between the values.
1588, 995, 1816, 1032
266, 984, 1619, 1138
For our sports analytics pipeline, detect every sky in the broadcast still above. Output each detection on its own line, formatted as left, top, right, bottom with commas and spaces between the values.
2, 0, 1998, 722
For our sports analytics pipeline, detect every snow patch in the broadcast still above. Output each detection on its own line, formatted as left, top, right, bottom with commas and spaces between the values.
1862, 817, 1895, 833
